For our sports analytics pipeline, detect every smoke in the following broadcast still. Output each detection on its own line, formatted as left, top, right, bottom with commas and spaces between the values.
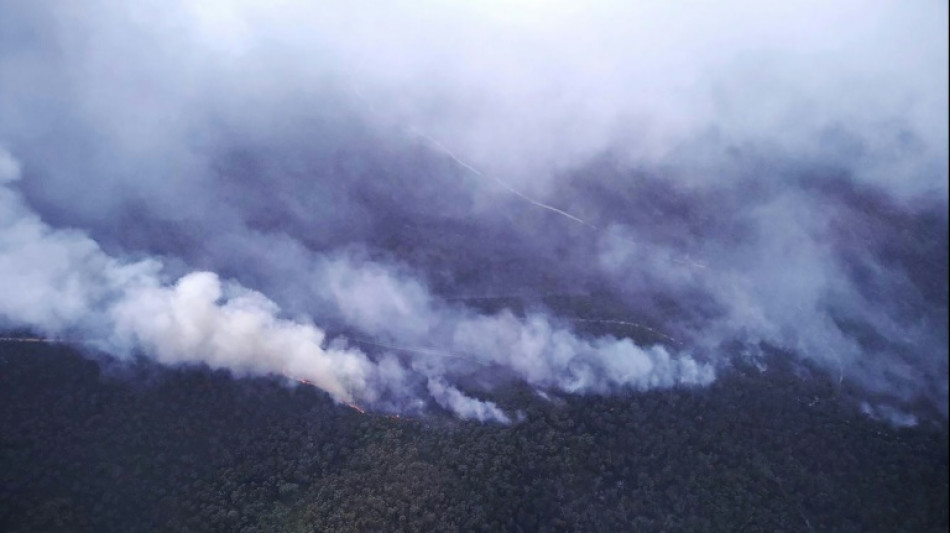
0, 1, 946, 424
0, 159, 372, 404
0, 150, 711, 421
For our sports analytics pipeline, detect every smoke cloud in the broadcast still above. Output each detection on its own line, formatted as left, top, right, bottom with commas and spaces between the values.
0, 1, 946, 423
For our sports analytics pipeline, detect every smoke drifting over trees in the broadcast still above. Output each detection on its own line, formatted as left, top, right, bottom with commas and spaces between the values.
0, 1, 946, 423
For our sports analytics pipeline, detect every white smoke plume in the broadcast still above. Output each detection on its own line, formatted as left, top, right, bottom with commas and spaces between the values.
0, 145, 710, 421
0, 1, 946, 423
0, 157, 374, 404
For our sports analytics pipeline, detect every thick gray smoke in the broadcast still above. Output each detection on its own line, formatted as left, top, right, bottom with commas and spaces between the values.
0, 149, 713, 421
0, 1, 946, 423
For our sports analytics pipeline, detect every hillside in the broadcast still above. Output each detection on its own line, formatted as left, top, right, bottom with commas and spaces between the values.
1, 342, 946, 532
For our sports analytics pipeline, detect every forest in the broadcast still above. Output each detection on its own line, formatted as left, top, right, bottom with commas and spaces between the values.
1, 341, 947, 532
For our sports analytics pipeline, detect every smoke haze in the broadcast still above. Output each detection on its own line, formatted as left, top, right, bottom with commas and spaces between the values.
0, 1, 946, 423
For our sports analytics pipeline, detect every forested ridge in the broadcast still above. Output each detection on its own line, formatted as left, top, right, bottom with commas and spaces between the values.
1, 342, 946, 532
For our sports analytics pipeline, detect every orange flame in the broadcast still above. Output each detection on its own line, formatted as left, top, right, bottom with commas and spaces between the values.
345, 402, 366, 414
294, 377, 366, 415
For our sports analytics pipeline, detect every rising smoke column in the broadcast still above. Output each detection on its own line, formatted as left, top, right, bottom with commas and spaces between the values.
0, 1, 946, 423
0, 148, 376, 405
0, 144, 712, 422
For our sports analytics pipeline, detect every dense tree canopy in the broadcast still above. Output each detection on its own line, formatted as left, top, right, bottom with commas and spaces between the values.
1, 342, 946, 532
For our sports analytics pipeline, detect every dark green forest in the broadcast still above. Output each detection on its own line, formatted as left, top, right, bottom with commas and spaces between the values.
1, 341, 947, 532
